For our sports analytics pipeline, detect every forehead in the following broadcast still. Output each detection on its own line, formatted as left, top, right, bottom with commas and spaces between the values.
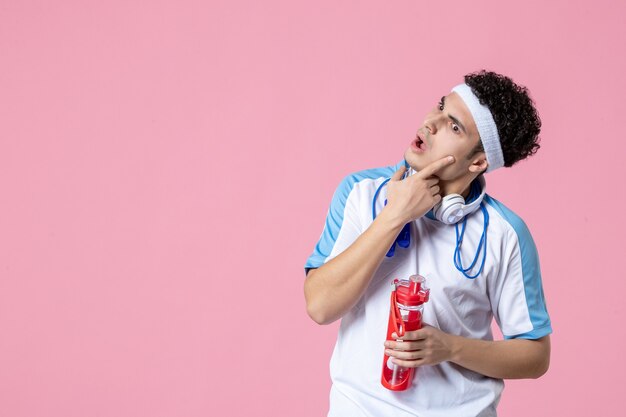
445, 92, 479, 138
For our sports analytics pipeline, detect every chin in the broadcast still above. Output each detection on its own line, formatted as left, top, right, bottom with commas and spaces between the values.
404, 148, 427, 171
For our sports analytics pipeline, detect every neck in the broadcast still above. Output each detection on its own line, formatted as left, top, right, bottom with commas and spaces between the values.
439, 173, 480, 200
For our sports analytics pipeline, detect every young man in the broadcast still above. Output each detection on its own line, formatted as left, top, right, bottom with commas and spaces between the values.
304, 70, 552, 417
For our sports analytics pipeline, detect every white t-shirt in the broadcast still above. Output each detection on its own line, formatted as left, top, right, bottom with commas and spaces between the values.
305, 161, 552, 417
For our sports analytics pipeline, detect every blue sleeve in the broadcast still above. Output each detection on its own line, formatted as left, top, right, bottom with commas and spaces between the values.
506, 222, 552, 340
486, 196, 553, 340
304, 175, 360, 272
304, 161, 405, 274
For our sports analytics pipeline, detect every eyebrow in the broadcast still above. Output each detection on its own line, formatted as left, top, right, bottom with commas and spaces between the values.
440, 96, 468, 135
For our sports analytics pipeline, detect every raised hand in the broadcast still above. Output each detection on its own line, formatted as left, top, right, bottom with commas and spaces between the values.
383, 156, 455, 225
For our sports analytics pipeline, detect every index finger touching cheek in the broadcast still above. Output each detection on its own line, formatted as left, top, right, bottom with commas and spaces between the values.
417, 155, 455, 178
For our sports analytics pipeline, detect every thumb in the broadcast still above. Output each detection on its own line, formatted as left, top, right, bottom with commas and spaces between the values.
391, 165, 407, 181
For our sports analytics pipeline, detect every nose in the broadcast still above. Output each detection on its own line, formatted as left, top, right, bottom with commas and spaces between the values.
424, 114, 440, 135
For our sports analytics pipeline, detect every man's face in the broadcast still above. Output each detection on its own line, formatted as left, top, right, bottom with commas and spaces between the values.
404, 91, 485, 181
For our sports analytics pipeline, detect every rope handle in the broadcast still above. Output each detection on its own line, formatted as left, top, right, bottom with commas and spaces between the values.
390, 290, 405, 338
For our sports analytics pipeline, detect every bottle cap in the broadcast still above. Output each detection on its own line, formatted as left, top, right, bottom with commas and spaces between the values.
395, 275, 430, 306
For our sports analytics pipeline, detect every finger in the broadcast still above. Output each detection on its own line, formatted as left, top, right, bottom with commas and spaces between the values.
417, 155, 455, 179
430, 185, 440, 196
385, 349, 424, 361
385, 340, 424, 350
385, 340, 425, 351
400, 329, 428, 341
425, 178, 439, 187
390, 358, 424, 368
390, 165, 407, 181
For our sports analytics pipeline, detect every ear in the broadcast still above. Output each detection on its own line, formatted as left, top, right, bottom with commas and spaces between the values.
469, 152, 488, 174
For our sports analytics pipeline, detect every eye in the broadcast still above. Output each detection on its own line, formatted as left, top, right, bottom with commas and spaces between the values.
438, 100, 444, 111
452, 123, 461, 134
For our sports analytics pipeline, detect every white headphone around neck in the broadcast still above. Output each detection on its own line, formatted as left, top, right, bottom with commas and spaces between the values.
432, 175, 486, 225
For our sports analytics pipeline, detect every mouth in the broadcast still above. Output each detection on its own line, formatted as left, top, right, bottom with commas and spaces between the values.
411, 132, 427, 153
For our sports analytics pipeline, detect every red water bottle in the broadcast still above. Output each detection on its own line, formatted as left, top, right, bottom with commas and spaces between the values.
381, 274, 430, 391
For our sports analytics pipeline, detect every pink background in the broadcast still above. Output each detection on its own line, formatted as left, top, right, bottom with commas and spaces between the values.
1, 1, 624, 416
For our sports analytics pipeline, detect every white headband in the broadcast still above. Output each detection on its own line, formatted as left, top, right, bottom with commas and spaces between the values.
451, 83, 504, 172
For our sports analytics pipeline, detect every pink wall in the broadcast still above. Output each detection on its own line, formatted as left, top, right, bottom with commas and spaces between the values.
1, 1, 624, 416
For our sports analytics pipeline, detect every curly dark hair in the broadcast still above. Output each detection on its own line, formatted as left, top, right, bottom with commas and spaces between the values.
464, 70, 541, 167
